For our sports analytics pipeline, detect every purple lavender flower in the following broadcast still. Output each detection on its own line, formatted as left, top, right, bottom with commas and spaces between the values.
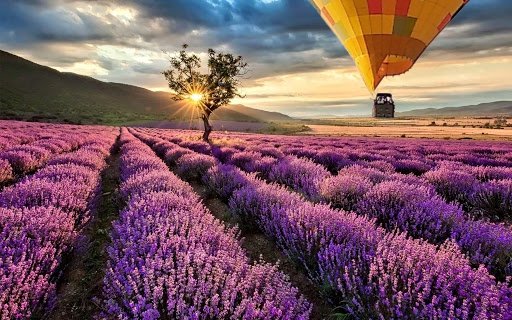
47, 150, 107, 171
0, 206, 76, 319
124, 127, 512, 319
0, 126, 115, 318
470, 179, 512, 221
120, 170, 197, 202
211, 146, 238, 162
229, 181, 382, 283
453, 218, 512, 278
101, 131, 311, 319
0, 146, 51, 173
338, 164, 388, 184
227, 151, 264, 172
424, 167, 479, 207
393, 159, 432, 175
175, 153, 218, 180
361, 233, 506, 319
472, 166, 512, 182
0, 159, 13, 185
202, 164, 255, 201
360, 160, 396, 173
268, 156, 329, 200
179, 140, 212, 154
255, 146, 285, 159
319, 173, 372, 212
163, 146, 193, 165
317, 154, 351, 174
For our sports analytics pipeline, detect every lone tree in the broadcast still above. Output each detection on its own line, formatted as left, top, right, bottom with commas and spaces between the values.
163, 44, 248, 142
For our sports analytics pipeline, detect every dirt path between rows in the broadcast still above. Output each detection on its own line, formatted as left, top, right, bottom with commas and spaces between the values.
47, 139, 122, 319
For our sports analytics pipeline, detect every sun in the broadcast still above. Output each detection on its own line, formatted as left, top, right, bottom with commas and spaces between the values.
189, 93, 204, 103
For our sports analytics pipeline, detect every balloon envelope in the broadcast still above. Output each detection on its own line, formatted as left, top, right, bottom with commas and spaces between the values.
310, 0, 469, 92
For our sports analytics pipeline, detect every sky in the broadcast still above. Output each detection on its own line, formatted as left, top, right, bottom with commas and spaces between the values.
1, 0, 511, 117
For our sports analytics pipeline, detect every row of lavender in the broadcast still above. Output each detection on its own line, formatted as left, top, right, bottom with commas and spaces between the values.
0, 122, 115, 186
230, 133, 512, 221
214, 135, 512, 278
241, 149, 512, 279
0, 120, 100, 152
99, 129, 311, 319
237, 134, 512, 168
152, 130, 512, 216
131, 129, 512, 319
134, 128, 512, 280
0, 120, 62, 151
0, 124, 117, 318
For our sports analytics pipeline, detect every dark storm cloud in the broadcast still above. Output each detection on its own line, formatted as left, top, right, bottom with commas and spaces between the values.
126, 0, 512, 56
131, 0, 324, 33
0, 0, 511, 81
140, 0, 343, 61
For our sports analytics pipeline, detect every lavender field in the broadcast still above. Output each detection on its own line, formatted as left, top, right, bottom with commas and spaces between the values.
1, 120, 512, 319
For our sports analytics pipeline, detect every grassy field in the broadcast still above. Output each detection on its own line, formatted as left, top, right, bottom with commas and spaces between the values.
134, 119, 311, 135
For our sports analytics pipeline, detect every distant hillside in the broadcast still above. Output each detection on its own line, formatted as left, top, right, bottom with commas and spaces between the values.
0, 50, 291, 125
398, 101, 512, 117
228, 104, 290, 121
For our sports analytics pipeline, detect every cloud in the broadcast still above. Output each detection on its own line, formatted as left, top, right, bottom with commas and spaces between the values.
2, 0, 510, 76
1, 0, 511, 116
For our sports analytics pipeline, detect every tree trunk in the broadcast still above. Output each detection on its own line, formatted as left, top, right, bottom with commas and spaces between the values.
201, 113, 213, 142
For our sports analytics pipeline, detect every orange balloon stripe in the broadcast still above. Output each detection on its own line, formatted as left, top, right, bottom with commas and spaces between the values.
321, 7, 335, 26
438, 14, 452, 31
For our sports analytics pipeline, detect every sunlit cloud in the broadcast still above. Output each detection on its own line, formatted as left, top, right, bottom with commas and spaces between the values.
53, 59, 109, 77
1, 0, 511, 117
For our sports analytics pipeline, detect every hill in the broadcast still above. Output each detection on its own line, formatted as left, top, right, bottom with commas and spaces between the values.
0, 50, 291, 125
398, 101, 512, 117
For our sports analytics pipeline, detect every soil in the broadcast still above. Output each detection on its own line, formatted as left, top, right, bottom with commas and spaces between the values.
46, 139, 122, 319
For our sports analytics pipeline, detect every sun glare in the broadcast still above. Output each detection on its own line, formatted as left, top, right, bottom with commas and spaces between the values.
189, 93, 203, 103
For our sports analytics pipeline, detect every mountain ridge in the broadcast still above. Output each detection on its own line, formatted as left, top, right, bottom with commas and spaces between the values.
397, 101, 512, 117
0, 50, 291, 125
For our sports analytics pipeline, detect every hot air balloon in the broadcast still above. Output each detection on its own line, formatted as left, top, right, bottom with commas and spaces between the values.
310, 0, 469, 93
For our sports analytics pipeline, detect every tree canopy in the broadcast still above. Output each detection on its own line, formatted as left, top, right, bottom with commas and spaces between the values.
163, 44, 248, 141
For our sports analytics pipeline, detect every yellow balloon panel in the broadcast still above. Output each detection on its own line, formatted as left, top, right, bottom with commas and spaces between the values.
310, 0, 469, 92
